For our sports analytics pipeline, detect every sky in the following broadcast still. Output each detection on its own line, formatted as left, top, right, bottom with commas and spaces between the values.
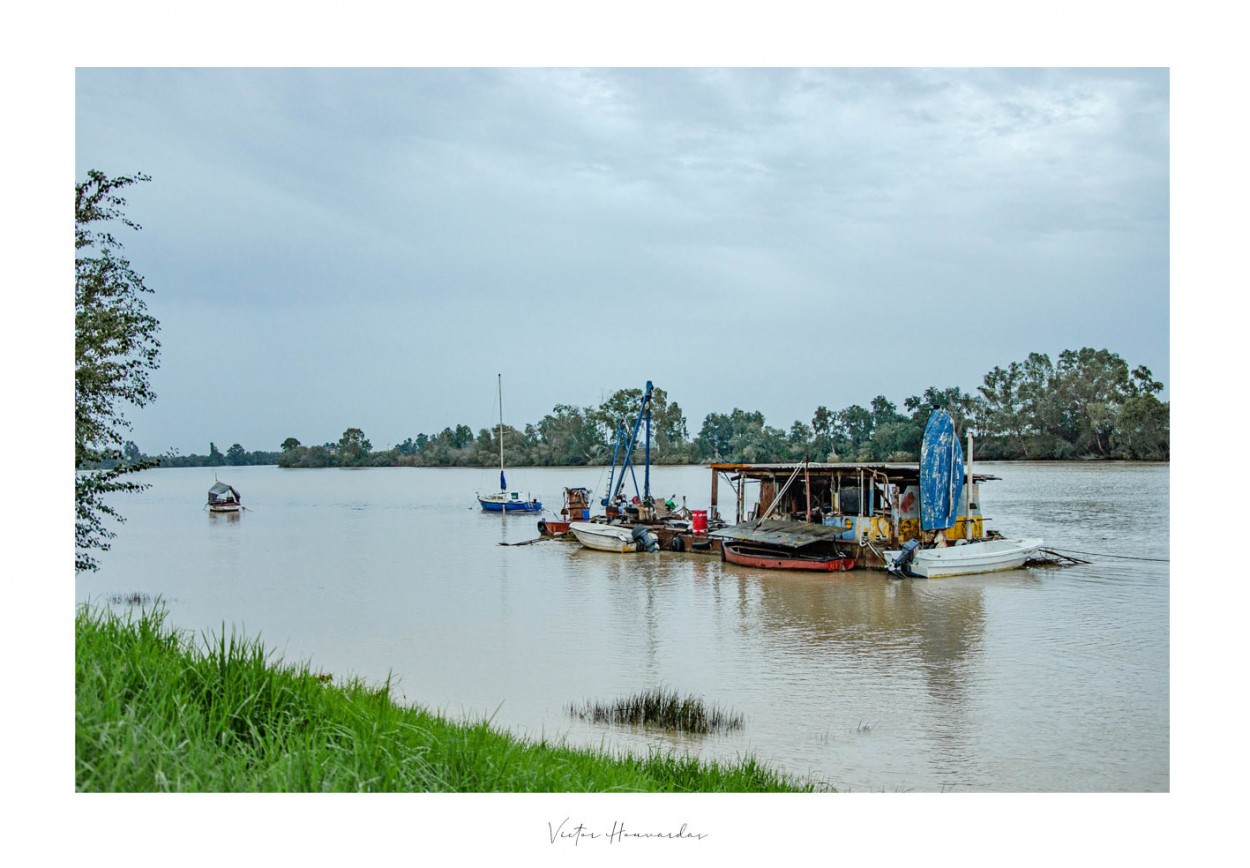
73, 66, 1170, 456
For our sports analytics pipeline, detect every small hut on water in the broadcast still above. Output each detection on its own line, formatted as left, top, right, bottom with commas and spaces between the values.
706, 461, 999, 569
207, 481, 241, 513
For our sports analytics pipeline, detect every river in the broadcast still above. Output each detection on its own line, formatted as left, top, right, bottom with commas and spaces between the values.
75, 461, 1168, 792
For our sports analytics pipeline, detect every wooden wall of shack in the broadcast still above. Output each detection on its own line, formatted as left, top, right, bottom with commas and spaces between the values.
709, 462, 993, 550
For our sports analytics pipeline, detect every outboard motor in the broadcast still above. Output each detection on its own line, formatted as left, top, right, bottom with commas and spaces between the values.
888, 539, 922, 578
631, 525, 661, 552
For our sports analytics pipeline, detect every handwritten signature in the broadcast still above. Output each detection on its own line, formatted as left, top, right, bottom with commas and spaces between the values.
548, 817, 707, 845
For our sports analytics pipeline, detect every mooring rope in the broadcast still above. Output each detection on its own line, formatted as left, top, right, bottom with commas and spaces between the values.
1045, 547, 1169, 563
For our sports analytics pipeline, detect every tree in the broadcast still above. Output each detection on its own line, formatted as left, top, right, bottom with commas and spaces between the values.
904, 386, 978, 439
535, 404, 604, 465
787, 421, 813, 461
207, 442, 225, 466
395, 437, 419, 456
693, 409, 784, 462
810, 406, 835, 462
694, 411, 735, 461
226, 443, 248, 465
76, 170, 160, 572
866, 396, 918, 460
338, 427, 372, 466
726, 410, 786, 462
832, 404, 873, 460
588, 385, 689, 464
1017, 352, 1064, 457
1053, 348, 1135, 457
281, 437, 301, 452
1115, 395, 1170, 460
649, 386, 691, 462
977, 362, 1030, 458
590, 387, 647, 449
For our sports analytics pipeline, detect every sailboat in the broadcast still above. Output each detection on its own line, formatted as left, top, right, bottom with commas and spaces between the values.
476, 374, 542, 513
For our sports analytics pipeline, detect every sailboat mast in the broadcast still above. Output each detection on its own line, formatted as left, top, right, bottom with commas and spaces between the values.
497, 373, 504, 491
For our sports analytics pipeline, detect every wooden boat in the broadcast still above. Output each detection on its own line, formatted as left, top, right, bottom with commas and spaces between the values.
710, 519, 855, 571
477, 374, 541, 514
569, 521, 658, 553
885, 537, 1044, 578
538, 487, 594, 536
722, 542, 855, 572
207, 481, 241, 513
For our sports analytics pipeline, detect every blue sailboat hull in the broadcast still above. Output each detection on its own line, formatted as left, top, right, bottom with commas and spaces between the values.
478, 497, 542, 513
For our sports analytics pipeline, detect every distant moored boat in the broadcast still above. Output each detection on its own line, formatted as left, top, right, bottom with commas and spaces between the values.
476, 374, 542, 514
207, 480, 241, 513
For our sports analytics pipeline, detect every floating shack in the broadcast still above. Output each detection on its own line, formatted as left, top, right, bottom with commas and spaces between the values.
706, 462, 1000, 570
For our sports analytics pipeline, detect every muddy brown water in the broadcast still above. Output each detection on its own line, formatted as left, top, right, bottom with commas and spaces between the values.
76, 461, 1168, 791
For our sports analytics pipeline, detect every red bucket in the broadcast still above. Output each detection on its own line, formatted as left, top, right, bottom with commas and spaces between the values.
690, 509, 708, 534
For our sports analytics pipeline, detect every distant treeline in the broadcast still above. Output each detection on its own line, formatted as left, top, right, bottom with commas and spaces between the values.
87, 442, 283, 470
104, 347, 1168, 470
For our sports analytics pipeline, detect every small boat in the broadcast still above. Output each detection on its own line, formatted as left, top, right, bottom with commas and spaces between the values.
207, 481, 241, 513
710, 519, 854, 571
569, 521, 659, 553
477, 374, 541, 514
884, 410, 1042, 577
538, 487, 593, 536
885, 537, 1044, 578
722, 542, 855, 572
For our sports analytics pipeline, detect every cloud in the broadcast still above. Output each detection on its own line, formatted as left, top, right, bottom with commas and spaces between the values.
76, 67, 1168, 453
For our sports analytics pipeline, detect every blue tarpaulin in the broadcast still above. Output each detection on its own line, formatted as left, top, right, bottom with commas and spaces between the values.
919, 409, 964, 531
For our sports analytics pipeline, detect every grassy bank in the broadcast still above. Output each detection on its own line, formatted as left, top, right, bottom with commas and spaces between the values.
76, 604, 820, 792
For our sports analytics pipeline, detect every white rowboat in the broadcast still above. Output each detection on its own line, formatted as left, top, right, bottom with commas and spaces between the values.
569, 521, 654, 553
886, 537, 1043, 578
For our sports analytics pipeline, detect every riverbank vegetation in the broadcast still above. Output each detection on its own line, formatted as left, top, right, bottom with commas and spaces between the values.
76, 604, 818, 792
75, 171, 162, 571
114, 345, 1167, 471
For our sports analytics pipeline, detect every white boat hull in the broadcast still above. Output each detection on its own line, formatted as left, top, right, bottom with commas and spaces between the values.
569, 521, 640, 553
886, 537, 1043, 578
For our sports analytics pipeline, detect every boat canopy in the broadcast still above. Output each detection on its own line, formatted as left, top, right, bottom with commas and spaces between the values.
208, 482, 240, 503
710, 519, 853, 548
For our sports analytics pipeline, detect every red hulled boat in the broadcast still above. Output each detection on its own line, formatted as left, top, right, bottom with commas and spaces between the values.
721, 542, 855, 572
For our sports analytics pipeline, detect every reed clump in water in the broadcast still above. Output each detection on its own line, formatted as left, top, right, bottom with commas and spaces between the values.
569, 687, 745, 734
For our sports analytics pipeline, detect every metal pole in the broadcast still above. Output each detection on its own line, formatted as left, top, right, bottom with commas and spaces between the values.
805, 460, 811, 522
644, 396, 651, 502
966, 431, 974, 541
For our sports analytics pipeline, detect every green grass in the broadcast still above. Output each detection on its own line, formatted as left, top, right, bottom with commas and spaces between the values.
76, 603, 823, 792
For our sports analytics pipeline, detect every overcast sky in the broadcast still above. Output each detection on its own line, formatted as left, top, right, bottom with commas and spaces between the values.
75, 67, 1169, 455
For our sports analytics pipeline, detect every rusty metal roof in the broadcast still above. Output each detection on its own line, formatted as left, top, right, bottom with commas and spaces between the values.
709, 461, 916, 472
707, 462, 998, 482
